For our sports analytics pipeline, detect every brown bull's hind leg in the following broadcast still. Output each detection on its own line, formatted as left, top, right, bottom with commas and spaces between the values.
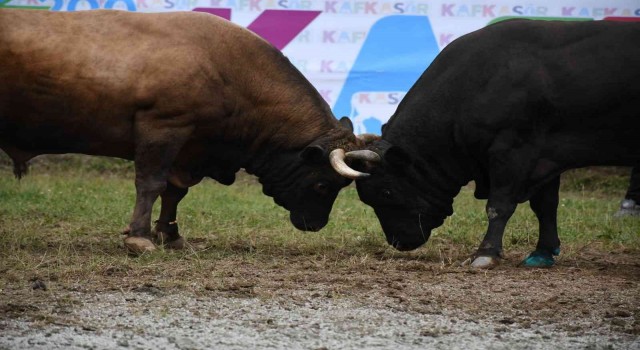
124, 121, 193, 255
153, 182, 189, 249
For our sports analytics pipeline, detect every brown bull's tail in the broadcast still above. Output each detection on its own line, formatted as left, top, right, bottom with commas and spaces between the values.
13, 161, 28, 179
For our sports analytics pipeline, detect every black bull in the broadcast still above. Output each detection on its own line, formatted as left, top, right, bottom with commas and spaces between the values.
350, 19, 640, 268
0, 9, 370, 254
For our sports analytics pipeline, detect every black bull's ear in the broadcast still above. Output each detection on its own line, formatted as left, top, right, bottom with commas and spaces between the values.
384, 145, 412, 168
347, 143, 411, 174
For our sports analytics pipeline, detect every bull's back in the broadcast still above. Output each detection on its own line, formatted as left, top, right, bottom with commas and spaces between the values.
395, 19, 640, 166
442, 19, 640, 113
0, 10, 232, 159
480, 20, 640, 165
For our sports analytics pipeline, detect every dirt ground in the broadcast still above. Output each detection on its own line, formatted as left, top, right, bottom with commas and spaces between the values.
1, 246, 639, 349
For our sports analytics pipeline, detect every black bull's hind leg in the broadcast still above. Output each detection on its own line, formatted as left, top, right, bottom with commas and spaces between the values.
521, 176, 561, 267
153, 181, 188, 250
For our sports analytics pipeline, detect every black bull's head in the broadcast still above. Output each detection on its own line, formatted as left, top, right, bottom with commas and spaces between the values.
347, 143, 453, 250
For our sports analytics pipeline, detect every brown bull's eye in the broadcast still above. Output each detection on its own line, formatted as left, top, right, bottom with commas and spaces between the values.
314, 181, 329, 195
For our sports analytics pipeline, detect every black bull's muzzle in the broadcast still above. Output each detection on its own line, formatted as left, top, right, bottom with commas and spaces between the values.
375, 209, 444, 251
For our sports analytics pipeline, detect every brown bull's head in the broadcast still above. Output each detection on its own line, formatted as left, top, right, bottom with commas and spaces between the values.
256, 117, 371, 232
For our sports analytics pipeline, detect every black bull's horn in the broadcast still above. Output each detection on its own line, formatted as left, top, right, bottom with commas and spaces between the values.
329, 149, 382, 180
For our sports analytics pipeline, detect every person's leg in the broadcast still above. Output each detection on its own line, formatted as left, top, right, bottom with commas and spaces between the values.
625, 167, 640, 201
615, 167, 640, 217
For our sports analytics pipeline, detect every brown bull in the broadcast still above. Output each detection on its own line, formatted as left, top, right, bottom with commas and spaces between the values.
0, 9, 367, 254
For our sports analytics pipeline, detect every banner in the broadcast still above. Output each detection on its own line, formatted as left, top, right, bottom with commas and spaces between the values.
3, 0, 639, 134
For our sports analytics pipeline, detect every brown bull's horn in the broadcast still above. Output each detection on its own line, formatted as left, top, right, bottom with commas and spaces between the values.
356, 133, 381, 144
329, 149, 370, 179
345, 150, 382, 163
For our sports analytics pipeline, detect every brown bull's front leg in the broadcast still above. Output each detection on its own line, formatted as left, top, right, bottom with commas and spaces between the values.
123, 120, 193, 255
153, 181, 189, 249
125, 173, 166, 254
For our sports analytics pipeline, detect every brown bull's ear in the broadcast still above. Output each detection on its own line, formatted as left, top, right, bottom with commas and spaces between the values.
301, 144, 327, 164
385, 145, 412, 168
356, 133, 381, 145
338, 116, 354, 132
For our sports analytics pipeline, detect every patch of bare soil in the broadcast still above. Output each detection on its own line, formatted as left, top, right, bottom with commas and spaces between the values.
1, 249, 639, 349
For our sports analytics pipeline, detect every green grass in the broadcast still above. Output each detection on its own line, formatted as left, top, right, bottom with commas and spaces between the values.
0, 154, 638, 287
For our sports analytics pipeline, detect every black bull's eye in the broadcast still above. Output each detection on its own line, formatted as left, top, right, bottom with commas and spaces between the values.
382, 189, 392, 198
313, 181, 329, 195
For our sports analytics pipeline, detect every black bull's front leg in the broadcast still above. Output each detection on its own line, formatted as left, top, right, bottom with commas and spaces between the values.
470, 132, 527, 268
470, 195, 517, 269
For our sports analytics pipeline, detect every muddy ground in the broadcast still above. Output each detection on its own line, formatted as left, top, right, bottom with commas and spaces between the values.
1, 246, 639, 349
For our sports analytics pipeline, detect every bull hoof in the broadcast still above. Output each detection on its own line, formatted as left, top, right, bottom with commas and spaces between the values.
165, 237, 186, 250
470, 256, 500, 269
521, 249, 559, 268
155, 231, 186, 250
123, 236, 156, 255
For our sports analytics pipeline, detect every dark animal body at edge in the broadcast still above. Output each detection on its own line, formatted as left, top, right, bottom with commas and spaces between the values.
355, 19, 640, 266
0, 9, 365, 250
